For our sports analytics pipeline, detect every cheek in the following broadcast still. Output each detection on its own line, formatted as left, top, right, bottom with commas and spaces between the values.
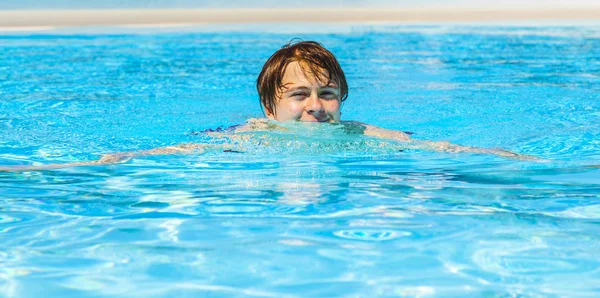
325, 101, 341, 113
286, 102, 305, 114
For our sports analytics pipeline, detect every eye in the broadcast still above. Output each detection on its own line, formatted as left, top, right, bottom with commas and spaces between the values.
290, 92, 308, 99
320, 90, 339, 100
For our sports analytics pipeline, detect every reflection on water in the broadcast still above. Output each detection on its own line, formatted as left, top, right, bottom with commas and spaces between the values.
1, 25, 600, 297
2, 148, 599, 296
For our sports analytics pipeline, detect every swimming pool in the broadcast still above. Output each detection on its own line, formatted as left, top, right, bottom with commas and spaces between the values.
1, 24, 600, 297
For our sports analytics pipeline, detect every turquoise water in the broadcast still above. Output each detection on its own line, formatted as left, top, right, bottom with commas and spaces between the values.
1, 25, 600, 297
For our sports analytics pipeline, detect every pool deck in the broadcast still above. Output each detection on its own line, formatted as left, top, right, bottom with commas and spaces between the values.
0, 8, 599, 29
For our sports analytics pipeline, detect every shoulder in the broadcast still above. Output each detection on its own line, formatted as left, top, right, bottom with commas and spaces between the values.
342, 121, 411, 141
232, 118, 286, 133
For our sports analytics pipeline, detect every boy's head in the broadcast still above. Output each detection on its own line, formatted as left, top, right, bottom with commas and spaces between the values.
256, 41, 348, 123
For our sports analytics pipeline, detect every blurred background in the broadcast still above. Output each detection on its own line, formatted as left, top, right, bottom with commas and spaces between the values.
1, 0, 599, 9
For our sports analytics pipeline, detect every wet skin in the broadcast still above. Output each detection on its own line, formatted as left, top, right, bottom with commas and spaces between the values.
265, 61, 341, 123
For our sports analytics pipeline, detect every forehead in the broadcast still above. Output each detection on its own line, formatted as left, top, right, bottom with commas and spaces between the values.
282, 61, 332, 86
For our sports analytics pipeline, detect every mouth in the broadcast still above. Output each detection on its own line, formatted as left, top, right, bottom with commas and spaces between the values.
301, 116, 330, 123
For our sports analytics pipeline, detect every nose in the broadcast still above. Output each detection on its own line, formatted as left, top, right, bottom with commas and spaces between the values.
306, 92, 324, 115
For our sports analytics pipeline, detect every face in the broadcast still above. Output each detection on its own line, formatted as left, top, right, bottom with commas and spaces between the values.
266, 61, 341, 123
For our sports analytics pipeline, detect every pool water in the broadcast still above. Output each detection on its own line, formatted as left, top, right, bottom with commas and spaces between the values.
1, 24, 600, 297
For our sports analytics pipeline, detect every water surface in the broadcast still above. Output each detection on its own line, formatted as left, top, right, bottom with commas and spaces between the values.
1, 24, 599, 297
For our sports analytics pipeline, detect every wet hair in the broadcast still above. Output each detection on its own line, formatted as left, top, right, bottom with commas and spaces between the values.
256, 40, 348, 116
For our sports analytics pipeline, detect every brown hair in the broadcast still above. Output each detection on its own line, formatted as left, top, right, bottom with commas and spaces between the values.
256, 40, 348, 116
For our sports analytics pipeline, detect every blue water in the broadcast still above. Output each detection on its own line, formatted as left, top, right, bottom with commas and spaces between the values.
1, 24, 600, 297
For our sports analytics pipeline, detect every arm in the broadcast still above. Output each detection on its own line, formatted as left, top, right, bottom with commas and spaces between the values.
415, 140, 539, 160
354, 122, 540, 161
0, 143, 212, 172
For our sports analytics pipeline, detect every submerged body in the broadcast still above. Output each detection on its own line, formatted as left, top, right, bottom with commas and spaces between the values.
0, 118, 536, 172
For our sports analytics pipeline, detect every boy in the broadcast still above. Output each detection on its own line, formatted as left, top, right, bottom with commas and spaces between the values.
245, 40, 525, 157
0, 41, 532, 172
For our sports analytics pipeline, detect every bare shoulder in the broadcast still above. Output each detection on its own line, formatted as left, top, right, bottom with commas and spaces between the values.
232, 118, 287, 133
343, 121, 411, 142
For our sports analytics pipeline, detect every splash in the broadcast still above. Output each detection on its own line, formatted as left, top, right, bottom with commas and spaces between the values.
200, 121, 412, 158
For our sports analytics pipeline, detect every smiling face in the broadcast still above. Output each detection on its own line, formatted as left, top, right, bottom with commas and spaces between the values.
266, 61, 341, 123
257, 41, 348, 121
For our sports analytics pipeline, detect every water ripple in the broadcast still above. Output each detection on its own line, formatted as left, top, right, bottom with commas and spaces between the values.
333, 229, 410, 242
1, 25, 600, 297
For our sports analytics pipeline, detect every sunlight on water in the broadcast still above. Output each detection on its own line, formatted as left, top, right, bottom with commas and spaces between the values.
0, 24, 599, 297
205, 122, 412, 157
